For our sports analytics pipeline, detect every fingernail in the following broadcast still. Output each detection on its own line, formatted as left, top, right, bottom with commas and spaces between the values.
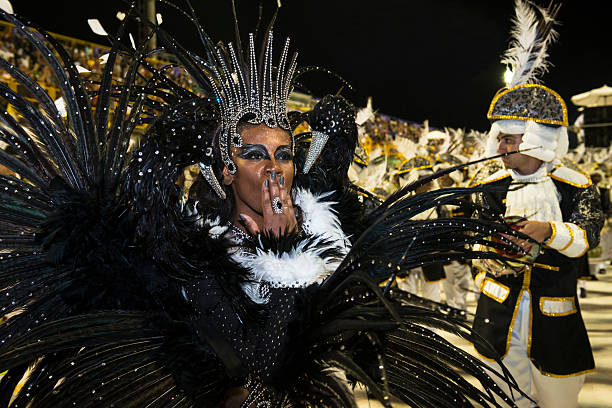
239, 214, 246, 222
279, 175, 284, 186
270, 171, 276, 180
264, 179, 269, 187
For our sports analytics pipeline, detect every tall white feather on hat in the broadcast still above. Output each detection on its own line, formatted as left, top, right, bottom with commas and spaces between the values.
502, 0, 560, 88
0, 0, 13, 14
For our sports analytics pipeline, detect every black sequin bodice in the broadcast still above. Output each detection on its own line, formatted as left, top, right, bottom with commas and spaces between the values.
185, 275, 303, 380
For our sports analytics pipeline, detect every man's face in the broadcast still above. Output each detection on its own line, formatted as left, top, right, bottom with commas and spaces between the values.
496, 133, 534, 170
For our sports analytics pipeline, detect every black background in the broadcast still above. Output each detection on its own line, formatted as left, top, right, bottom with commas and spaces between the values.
11, 0, 612, 131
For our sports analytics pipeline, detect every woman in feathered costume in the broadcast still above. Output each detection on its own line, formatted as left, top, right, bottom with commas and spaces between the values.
0, 1, 530, 406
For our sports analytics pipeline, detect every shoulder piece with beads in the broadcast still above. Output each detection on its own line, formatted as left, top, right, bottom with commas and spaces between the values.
550, 166, 591, 188
469, 168, 510, 187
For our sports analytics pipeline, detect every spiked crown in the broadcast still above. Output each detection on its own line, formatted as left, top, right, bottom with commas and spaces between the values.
209, 32, 298, 175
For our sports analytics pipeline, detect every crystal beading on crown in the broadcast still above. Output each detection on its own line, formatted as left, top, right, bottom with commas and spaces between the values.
210, 32, 298, 177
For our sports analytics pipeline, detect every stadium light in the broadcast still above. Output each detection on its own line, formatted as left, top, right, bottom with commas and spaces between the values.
504, 67, 513, 87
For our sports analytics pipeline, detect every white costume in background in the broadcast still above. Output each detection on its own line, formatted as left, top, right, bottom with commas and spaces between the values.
397, 206, 441, 302
442, 261, 471, 310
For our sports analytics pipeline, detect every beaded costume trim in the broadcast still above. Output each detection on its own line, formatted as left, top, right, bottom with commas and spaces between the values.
539, 296, 577, 317
487, 84, 569, 126
482, 278, 510, 303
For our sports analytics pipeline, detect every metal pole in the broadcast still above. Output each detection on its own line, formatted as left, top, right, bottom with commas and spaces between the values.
146, 0, 156, 51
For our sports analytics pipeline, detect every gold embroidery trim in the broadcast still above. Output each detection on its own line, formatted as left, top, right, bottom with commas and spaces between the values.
474, 270, 486, 291
550, 173, 592, 188
502, 266, 531, 358
539, 296, 577, 317
575, 225, 590, 257
482, 277, 510, 303
539, 367, 596, 378
544, 221, 556, 246
488, 113, 566, 126
449, 209, 465, 217
532, 263, 560, 271
522, 268, 533, 358
396, 155, 433, 175
469, 173, 510, 187
527, 289, 534, 356
559, 223, 574, 252
548, 164, 591, 187
466, 167, 483, 187
487, 84, 569, 126
521, 265, 531, 292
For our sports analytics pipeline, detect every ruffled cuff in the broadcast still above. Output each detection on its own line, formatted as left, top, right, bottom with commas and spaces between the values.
545, 221, 589, 258
474, 270, 486, 291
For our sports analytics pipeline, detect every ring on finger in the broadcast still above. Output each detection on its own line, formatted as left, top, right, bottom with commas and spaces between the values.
272, 196, 283, 214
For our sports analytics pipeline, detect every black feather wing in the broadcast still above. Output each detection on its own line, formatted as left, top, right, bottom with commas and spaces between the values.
248, 177, 531, 407
0, 9, 238, 406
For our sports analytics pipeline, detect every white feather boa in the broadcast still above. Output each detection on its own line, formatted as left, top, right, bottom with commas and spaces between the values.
229, 188, 351, 304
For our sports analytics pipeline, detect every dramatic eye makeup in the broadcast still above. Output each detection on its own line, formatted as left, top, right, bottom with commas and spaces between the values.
274, 146, 293, 161
237, 144, 293, 161
237, 144, 270, 160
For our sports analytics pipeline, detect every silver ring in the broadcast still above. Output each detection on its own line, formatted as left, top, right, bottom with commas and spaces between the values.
272, 196, 283, 214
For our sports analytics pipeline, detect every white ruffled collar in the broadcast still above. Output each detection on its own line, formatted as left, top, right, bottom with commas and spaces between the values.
505, 162, 563, 223
508, 161, 554, 182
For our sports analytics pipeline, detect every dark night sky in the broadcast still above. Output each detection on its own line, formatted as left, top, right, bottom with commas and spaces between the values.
11, 0, 612, 131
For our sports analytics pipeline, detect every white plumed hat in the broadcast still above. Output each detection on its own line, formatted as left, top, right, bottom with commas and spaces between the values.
484, 1, 569, 163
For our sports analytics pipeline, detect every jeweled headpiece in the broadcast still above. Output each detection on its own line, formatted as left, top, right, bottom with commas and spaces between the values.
488, 84, 568, 126
487, 0, 563, 124
209, 32, 297, 175
485, 0, 568, 162
159, 15, 341, 200
191, 31, 298, 199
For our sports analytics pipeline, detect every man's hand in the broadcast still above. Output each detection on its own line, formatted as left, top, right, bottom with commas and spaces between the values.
499, 220, 551, 255
516, 220, 553, 243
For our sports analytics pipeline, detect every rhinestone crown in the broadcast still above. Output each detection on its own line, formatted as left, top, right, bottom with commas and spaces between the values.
208, 32, 298, 174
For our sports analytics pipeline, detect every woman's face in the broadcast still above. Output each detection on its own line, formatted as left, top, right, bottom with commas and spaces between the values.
223, 123, 294, 215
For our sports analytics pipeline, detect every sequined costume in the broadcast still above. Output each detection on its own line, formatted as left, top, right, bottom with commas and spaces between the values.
0, 4, 527, 407
472, 166, 602, 375
470, 1, 604, 406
